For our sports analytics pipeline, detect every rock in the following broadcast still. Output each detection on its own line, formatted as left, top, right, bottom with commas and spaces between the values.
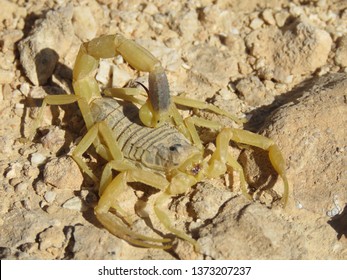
37, 226, 65, 251
0, 0, 26, 29
236, 75, 272, 106
0, 69, 15, 84
170, 9, 199, 41
43, 156, 83, 190
73, 6, 98, 41
184, 45, 239, 98
245, 73, 347, 214
190, 182, 235, 221
62, 197, 86, 211
112, 64, 133, 88
30, 152, 47, 166
44, 191, 57, 203
198, 196, 302, 259
18, 5, 74, 85
41, 126, 67, 154
335, 35, 347, 67
95, 59, 113, 85
71, 224, 123, 259
15, 182, 28, 193
246, 20, 332, 82
262, 9, 276, 25
249, 17, 264, 29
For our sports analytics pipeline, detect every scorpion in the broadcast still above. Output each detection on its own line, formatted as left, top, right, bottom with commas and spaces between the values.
28, 34, 289, 252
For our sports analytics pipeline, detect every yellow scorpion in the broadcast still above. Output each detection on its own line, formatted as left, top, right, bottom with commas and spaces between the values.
28, 34, 288, 252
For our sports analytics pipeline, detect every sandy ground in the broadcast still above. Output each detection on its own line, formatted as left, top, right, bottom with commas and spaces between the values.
0, 0, 346, 259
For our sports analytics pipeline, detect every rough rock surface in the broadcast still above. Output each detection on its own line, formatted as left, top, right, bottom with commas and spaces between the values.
18, 5, 74, 85
261, 73, 346, 214
0, 0, 346, 260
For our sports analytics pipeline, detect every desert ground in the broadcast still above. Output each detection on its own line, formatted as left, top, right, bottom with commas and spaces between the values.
0, 0, 346, 259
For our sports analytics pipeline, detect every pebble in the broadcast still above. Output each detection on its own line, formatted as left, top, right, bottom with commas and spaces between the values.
95, 60, 112, 85
19, 83, 30, 96
15, 182, 28, 193
73, 6, 98, 40
274, 11, 289, 27
43, 156, 83, 190
335, 35, 347, 67
112, 64, 132, 88
62, 196, 85, 211
38, 226, 65, 250
30, 152, 47, 166
0, 69, 15, 84
44, 191, 57, 203
5, 162, 21, 179
41, 126, 66, 153
18, 5, 74, 85
249, 18, 264, 29
262, 9, 276, 25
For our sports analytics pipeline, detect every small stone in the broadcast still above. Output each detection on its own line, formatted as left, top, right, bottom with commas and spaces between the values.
249, 17, 264, 29
43, 156, 83, 190
18, 5, 74, 85
0, 69, 15, 84
15, 103, 24, 109
262, 9, 276, 25
38, 226, 65, 251
289, 4, 305, 17
143, 3, 159, 15
335, 35, 347, 67
274, 11, 289, 27
177, 10, 199, 40
95, 60, 112, 85
44, 191, 57, 203
30, 152, 47, 166
19, 83, 30, 96
41, 126, 66, 153
4, 162, 21, 179
112, 64, 132, 88
236, 76, 271, 107
62, 196, 85, 211
1, 29, 23, 51
15, 182, 28, 193
73, 6, 98, 41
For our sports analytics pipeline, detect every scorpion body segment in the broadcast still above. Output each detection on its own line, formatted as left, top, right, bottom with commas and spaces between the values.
28, 34, 289, 252
90, 97, 200, 172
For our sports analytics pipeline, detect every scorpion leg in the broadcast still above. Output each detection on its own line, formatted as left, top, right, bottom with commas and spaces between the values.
72, 121, 124, 183
104, 87, 146, 106
98, 162, 201, 250
25, 94, 79, 141
168, 97, 288, 204
73, 120, 174, 248
154, 192, 201, 253
209, 128, 289, 206
229, 128, 289, 206
95, 172, 172, 249
96, 169, 174, 248
184, 116, 222, 149
172, 95, 247, 124
206, 128, 250, 199
180, 118, 250, 198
